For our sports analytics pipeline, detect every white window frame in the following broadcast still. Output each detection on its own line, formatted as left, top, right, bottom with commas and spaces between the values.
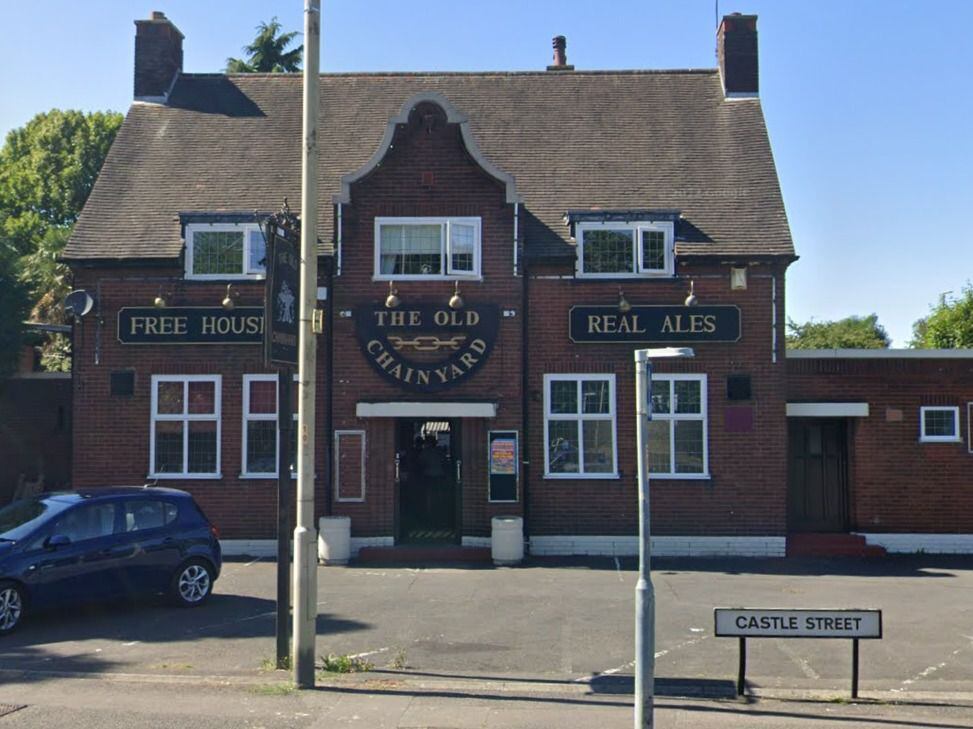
185, 222, 266, 280
241, 374, 299, 479
576, 220, 674, 278
543, 373, 618, 479
373, 216, 482, 280
334, 430, 367, 502
648, 373, 710, 479
919, 405, 961, 443
149, 375, 222, 479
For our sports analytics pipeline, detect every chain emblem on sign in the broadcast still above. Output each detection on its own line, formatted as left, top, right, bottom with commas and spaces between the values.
388, 335, 467, 352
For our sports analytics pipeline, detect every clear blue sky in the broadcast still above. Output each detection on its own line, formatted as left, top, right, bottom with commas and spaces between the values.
2, 1, 971, 346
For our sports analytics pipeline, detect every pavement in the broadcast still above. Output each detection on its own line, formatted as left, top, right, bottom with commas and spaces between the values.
1, 555, 972, 727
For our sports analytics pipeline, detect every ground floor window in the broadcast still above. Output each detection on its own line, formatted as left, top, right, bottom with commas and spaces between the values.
648, 374, 708, 477
543, 374, 617, 478
242, 374, 298, 477
150, 375, 221, 478
920, 406, 960, 443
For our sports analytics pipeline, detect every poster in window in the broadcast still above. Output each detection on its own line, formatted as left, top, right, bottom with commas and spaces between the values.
490, 437, 517, 476
488, 431, 518, 502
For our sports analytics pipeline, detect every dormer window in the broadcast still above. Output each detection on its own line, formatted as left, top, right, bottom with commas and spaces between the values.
374, 217, 481, 280
185, 223, 266, 280
576, 220, 674, 278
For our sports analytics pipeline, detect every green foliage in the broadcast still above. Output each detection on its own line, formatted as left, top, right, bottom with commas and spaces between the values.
0, 251, 30, 377
227, 18, 302, 73
786, 314, 891, 350
318, 653, 374, 673
910, 284, 973, 348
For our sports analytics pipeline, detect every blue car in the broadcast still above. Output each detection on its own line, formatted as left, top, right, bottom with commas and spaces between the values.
0, 487, 222, 635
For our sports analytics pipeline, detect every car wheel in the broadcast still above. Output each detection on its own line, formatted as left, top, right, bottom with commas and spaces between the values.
170, 559, 214, 607
0, 581, 25, 635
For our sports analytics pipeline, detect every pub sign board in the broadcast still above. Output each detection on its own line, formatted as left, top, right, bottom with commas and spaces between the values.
118, 307, 263, 345
569, 305, 741, 344
264, 222, 300, 367
355, 303, 499, 393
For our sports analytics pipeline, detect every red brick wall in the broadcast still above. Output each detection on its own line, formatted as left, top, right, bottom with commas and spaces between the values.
526, 261, 790, 537
787, 357, 973, 533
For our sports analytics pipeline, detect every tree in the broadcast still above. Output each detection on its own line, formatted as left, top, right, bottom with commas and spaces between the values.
0, 109, 122, 370
910, 284, 973, 348
226, 18, 302, 73
786, 314, 891, 350
0, 251, 29, 377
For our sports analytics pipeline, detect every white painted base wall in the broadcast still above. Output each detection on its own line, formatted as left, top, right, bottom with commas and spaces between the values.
221, 537, 394, 558
461, 536, 491, 548
529, 535, 786, 558
857, 533, 973, 554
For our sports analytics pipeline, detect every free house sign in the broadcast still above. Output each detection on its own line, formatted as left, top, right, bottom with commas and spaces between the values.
355, 304, 499, 392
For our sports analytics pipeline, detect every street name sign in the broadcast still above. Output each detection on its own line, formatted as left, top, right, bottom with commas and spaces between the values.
714, 608, 882, 639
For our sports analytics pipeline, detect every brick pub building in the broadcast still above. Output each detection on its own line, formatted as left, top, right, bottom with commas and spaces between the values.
62, 13, 973, 558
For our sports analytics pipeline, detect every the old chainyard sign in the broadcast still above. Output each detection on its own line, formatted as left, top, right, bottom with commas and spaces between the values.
569, 305, 741, 343
263, 210, 300, 367
355, 304, 499, 392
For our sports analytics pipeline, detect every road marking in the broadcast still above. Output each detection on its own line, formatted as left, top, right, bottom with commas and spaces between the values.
348, 647, 389, 660
614, 557, 624, 581
778, 641, 820, 679
122, 641, 139, 647
573, 634, 709, 682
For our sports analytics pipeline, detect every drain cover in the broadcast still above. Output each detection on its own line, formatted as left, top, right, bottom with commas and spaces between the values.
0, 704, 25, 718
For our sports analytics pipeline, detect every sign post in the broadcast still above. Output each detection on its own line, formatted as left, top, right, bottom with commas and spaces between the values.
263, 204, 301, 670
634, 347, 694, 729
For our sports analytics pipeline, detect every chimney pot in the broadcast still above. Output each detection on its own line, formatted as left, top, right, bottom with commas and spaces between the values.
134, 12, 184, 100
547, 34, 574, 72
717, 13, 758, 96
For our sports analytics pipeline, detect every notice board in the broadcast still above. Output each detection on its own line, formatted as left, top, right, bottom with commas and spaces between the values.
488, 430, 518, 502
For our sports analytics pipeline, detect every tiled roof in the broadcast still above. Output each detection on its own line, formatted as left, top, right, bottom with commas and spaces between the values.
64, 70, 794, 262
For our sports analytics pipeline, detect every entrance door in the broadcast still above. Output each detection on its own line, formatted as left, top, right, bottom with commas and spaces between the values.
787, 419, 849, 532
396, 419, 460, 544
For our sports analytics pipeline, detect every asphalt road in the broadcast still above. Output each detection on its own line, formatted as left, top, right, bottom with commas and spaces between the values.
2, 555, 972, 698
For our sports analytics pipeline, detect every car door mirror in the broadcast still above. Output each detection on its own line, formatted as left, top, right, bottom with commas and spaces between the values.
46, 534, 71, 550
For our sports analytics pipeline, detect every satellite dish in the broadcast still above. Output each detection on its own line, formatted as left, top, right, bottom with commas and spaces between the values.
64, 290, 94, 318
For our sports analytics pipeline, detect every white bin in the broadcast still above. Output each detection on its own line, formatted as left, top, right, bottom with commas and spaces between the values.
318, 516, 351, 565
491, 516, 524, 566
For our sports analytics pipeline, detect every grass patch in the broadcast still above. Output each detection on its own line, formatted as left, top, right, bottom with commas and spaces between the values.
260, 655, 292, 671
319, 653, 374, 674
250, 682, 297, 696
388, 648, 408, 670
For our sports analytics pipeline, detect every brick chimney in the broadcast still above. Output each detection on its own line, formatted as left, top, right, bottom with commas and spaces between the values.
717, 13, 758, 96
547, 35, 574, 71
134, 11, 184, 101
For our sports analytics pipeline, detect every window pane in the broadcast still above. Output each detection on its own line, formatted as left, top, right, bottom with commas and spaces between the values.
548, 421, 579, 473
188, 421, 218, 473
924, 409, 956, 437
157, 381, 184, 415
582, 229, 634, 273
188, 380, 215, 414
124, 500, 166, 532
650, 380, 670, 415
449, 223, 475, 272
248, 228, 267, 272
674, 380, 702, 414
154, 421, 183, 473
647, 420, 671, 474
640, 229, 666, 271
380, 224, 442, 275
674, 420, 705, 473
247, 421, 277, 474
582, 420, 614, 473
248, 380, 276, 415
193, 231, 244, 275
582, 380, 610, 414
55, 503, 116, 542
549, 380, 578, 414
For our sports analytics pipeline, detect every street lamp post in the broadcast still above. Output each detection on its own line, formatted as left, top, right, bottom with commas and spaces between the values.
633, 346, 694, 729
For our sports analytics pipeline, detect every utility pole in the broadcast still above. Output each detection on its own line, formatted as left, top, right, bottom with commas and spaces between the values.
633, 347, 693, 728
293, 0, 320, 690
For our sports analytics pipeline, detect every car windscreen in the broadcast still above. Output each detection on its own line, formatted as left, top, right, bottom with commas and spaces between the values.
0, 498, 74, 542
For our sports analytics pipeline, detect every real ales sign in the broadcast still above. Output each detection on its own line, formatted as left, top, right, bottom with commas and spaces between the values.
569, 305, 741, 343
118, 307, 263, 344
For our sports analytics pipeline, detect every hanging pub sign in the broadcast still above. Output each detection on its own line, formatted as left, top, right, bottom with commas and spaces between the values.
118, 307, 264, 344
355, 303, 499, 392
569, 305, 741, 343
263, 214, 301, 368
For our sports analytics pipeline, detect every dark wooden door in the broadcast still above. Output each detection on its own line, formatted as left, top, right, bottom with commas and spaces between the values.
788, 419, 849, 532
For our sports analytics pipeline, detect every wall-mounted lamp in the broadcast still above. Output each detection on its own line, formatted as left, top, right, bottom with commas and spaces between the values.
222, 283, 238, 310
384, 281, 400, 309
153, 287, 167, 308
448, 281, 465, 310
684, 279, 698, 307
618, 289, 632, 313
